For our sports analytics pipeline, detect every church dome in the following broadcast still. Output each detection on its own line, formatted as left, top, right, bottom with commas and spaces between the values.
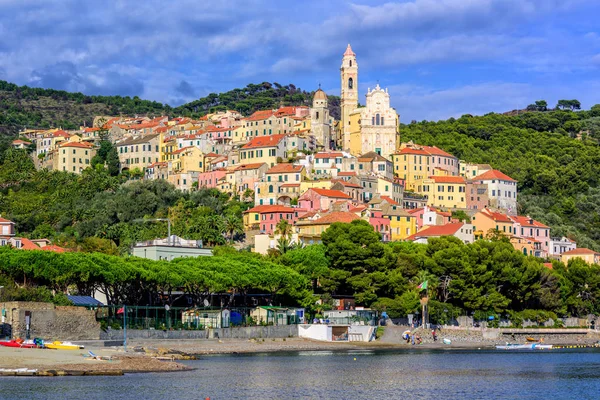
313, 88, 327, 101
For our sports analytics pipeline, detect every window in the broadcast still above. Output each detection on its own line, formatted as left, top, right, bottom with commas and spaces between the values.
269, 185, 274, 193
349, 60, 352, 67
376, 114, 380, 125
348, 77, 353, 89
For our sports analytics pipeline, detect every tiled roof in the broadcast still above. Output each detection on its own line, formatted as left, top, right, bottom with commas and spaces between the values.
510, 215, 549, 229
344, 44, 356, 57
309, 188, 351, 199
234, 163, 267, 171
395, 147, 430, 156
472, 169, 516, 182
332, 179, 361, 188
116, 133, 160, 146
266, 164, 304, 174
480, 209, 512, 223
428, 176, 466, 184
59, 142, 94, 149
314, 152, 343, 159
422, 145, 455, 158
359, 151, 390, 162
0, 217, 14, 223
406, 223, 465, 240
562, 248, 599, 256
381, 196, 399, 205
12, 140, 30, 145
280, 183, 301, 187
337, 172, 357, 176
246, 110, 275, 121
311, 211, 360, 225
274, 106, 297, 116
171, 146, 195, 155
244, 205, 295, 214
242, 134, 285, 149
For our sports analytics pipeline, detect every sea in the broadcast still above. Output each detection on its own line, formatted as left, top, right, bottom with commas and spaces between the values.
1, 348, 600, 399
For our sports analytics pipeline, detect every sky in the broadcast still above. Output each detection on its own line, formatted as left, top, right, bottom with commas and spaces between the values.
1, 0, 600, 121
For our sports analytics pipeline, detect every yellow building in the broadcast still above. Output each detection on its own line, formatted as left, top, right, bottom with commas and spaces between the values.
239, 134, 286, 167
116, 133, 161, 171
381, 204, 417, 241
170, 146, 206, 173
299, 179, 333, 193
55, 141, 96, 174
561, 248, 600, 265
415, 176, 467, 209
392, 147, 430, 191
348, 111, 363, 156
472, 208, 514, 238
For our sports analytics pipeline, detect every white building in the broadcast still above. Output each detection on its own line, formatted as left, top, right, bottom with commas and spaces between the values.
472, 169, 518, 214
548, 237, 577, 258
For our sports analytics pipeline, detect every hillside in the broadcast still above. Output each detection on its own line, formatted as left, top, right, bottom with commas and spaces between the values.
401, 104, 600, 250
0, 80, 340, 137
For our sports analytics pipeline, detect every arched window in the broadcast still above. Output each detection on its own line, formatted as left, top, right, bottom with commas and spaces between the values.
381, 117, 384, 125
372, 117, 375, 125
348, 77, 353, 89
269, 185, 274, 193
349, 60, 352, 67
376, 114, 380, 125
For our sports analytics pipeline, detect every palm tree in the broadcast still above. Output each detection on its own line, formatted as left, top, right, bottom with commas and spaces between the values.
224, 214, 244, 243
275, 219, 293, 239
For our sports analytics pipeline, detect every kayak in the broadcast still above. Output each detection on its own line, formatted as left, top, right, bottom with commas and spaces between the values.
0, 340, 38, 348
45, 341, 84, 350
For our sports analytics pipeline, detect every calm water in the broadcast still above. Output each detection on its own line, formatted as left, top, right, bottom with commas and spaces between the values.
2, 349, 600, 399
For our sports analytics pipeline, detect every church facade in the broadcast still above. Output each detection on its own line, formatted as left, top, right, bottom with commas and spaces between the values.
339, 44, 399, 158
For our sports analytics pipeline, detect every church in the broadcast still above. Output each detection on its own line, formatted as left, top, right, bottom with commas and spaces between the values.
311, 44, 399, 157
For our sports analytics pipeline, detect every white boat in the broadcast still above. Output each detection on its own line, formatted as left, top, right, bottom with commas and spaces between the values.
496, 343, 553, 350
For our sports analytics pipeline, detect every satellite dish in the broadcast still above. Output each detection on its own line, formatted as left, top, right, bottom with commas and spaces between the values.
203, 299, 209, 307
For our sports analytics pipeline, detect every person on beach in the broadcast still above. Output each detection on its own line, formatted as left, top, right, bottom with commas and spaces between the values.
411, 334, 415, 345
432, 329, 437, 341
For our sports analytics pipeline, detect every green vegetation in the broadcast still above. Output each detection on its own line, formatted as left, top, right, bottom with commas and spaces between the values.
401, 103, 600, 250
0, 80, 340, 137
0, 148, 250, 253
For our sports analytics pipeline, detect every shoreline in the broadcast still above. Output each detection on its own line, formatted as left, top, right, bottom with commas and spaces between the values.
2, 337, 599, 376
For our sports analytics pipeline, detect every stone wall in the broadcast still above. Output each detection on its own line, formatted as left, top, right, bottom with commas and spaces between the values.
0, 302, 100, 340
100, 325, 299, 341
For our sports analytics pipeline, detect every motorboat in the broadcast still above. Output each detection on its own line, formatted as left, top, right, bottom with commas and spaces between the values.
44, 341, 84, 350
496, 343, 553, 350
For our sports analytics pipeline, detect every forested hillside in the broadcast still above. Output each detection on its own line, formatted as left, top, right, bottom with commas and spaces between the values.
401, 104, 600, 250
0, 80, 339, 137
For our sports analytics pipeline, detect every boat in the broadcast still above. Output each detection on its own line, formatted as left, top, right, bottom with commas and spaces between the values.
496, 343, 553, 350
44, 341, 84, 350
0, 340, 38, 348
442, 338, 452, 345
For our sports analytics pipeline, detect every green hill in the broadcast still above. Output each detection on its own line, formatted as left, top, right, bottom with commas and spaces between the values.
401, 104, 600, 250
0, 80, 340, 138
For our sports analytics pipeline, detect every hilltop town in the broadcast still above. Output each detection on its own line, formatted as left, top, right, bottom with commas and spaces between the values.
6, 45, 594, 265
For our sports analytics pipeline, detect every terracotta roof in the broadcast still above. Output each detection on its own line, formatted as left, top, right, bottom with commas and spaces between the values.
205, 152, 219, 157
309, 188, 351, 199
274, 106, 297, 116
41, 244, 67, 253
349, 204, 368, 212
59, 142, 94, 149
510, 215, 549, 229
171, 146, 195, 155
266, 164, 304, 174
337, 172, 357, 177
51, 130, 70, 138
406, 223, 465, 241
234, 163, 267, 171
381, 196, 399, 206
314, 152, 343, 159
280, 183, 301, 188
244, 205, 295, 214
242, 134, 285, 149
313, 88, 327, 101
472, 169, 516, 182
12, 140, 30, 145
395, 147, 430, 156
246, 110, 275, 121
480, 209, 512, 223
562, 248, 599, 256
428, 176, 466, 184
0, 217, 14, 224
422, 145, 455, 158
311, 211, 360, 225
359, 151, 389, 162
543, 262, 553, 269
15, 237, 40, 250
332, 179, 361, 188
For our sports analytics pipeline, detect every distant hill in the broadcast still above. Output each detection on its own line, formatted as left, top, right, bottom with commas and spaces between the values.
0, 80, 340, 137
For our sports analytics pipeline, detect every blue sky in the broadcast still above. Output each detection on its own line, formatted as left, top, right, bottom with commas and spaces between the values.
1, 0, 600, 121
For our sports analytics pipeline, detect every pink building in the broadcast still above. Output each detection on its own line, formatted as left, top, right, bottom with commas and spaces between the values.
422, 145, 459, 176
510, 215, 551, 256
198, 169, 227, 188
298, 188, 352, 212
246, 205, 300, 235
466, 181, 489, 211
367, 209, 391, 241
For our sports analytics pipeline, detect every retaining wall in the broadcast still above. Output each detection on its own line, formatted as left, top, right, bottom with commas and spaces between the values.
100, 324, 299, 340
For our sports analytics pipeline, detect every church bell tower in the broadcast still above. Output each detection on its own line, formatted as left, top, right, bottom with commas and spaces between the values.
340, 44, 358, 151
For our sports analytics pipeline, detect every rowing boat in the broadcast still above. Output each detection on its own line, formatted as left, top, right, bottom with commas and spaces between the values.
496, 343, 553, 350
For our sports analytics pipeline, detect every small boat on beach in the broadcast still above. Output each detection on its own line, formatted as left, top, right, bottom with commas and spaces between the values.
0, 340, 38, 348
496, 343, 553, 350
45, 341, 84, 350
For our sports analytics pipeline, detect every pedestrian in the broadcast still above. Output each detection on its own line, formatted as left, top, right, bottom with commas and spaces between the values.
432, 329, 437, 341
411, 334, 415, 345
